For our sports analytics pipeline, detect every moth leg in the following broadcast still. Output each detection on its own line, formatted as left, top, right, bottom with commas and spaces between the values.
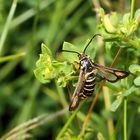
73, 61, 80, 70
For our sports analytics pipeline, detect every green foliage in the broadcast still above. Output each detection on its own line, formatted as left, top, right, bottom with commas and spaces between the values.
129, 64, 140, 74
62, 42, 79, 62
134, 76, 140, 86
129, 64, 140, 86
99, 8, 140, 113
99, 8, 140, 48
34, 43, 58, 83
34, 43, 75, 86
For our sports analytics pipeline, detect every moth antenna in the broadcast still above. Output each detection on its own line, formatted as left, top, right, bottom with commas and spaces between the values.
62, 50, 81, 55
83, 34, 102, 53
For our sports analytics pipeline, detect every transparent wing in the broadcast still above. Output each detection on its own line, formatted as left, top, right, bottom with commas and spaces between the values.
93, 62, 129, 83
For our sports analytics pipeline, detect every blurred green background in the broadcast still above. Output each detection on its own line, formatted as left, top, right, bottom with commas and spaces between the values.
0, 0, 140, 140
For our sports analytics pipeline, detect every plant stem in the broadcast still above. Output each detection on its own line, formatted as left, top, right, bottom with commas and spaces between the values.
55, 81, 68, 108
56, 103, 83, 140
110, 48, 123, 67
0, 52, 25, 63
0, 0, 18, 55
130, 0, 135, 20
124, 98, 127, 140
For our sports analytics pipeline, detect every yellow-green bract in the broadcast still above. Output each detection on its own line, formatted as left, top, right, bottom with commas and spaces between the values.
34, 43, 74, 86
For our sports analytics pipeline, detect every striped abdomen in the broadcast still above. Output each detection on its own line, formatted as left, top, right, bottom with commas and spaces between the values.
79, 71, 96, 99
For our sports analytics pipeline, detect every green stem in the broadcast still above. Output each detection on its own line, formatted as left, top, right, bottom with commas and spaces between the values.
55, 81, 68, 108
0, 0, 18, 55
130, 0, 135, 20
124, 98, 127, 140
56, 102, 83, 140
0, 52, 25, 63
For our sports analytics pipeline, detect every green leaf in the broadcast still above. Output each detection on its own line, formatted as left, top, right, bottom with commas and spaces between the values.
127, 20, 139, 36
110, 96, 123, 112
62, 42, 79, 62
34, 43, 57, 83
99, 8, 105, 18
109, 12, 120, 27
123, 85, 137, 96
34, 54, 56, 83
34, 43, 75, 85
63, 42, 77, 51
41, 43, 52, 56
129, 64, 140, 74
57, 76, 67, 87
134, 76, 140, 86
103, 14, 117, 33
53, 61, 72, 75
34, 68, 51, 84
122, 13, 130, 27
135, 8, 140, 21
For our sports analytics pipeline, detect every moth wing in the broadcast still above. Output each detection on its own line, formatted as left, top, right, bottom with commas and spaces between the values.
69, 69, 86, 111
93, 62, 129, 83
